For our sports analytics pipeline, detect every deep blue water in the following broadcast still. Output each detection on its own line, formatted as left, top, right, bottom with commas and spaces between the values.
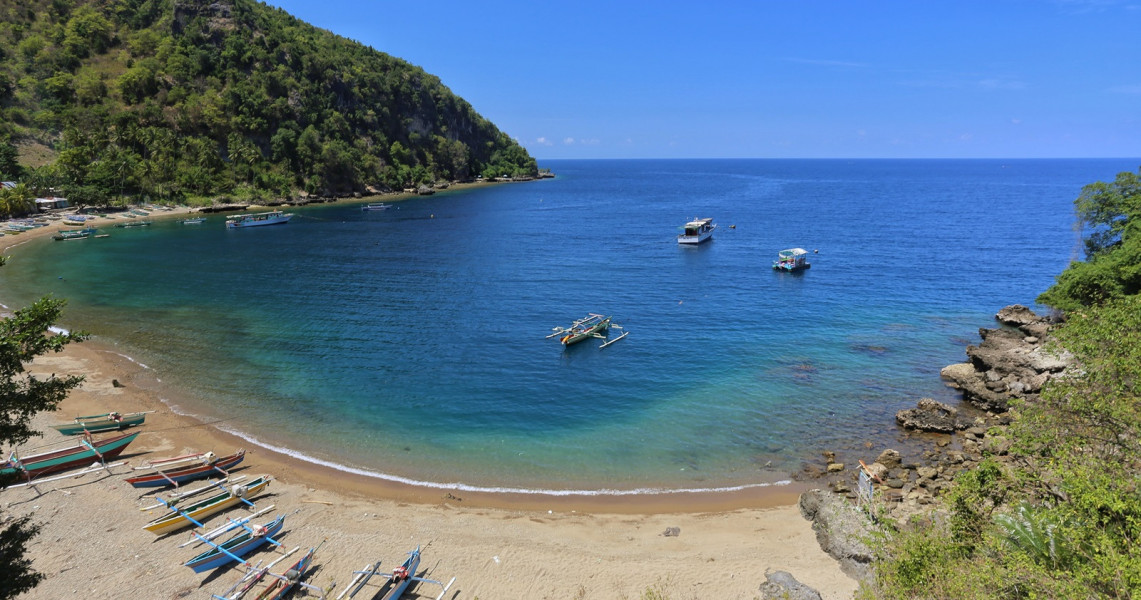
3, 158, 1136, 494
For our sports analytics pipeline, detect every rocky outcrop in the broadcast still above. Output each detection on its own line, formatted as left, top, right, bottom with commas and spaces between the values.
895, 398, 970, 432
799, 489, 875, 581
939, 305, 1071, 412
759, 570, 824, 600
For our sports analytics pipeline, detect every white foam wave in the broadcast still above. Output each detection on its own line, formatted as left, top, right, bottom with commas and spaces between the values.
214, 423, 790, 497
102, 350, 150, 370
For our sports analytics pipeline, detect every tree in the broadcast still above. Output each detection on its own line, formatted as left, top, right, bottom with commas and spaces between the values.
0, 294, 88, 599
1074, 168, 1141, 259
1038, 168, 1141, 311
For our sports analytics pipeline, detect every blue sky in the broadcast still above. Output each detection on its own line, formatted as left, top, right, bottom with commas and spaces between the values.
265, 1, 1141, 160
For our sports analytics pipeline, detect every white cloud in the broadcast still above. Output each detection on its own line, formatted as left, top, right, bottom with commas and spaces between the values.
563, 137, 576, 145
535, 137, 554, 146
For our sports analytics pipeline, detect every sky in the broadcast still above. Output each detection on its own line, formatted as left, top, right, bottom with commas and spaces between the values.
263, 1, 1141, 160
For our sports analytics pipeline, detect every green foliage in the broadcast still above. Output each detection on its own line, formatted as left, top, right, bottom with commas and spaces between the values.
0, 292, 87, 599
871, 295, 1141, 599
0, 297, 88, 449
1039, 168, 1141, 310
0, 0, 536, 201
0, 516, 43, 600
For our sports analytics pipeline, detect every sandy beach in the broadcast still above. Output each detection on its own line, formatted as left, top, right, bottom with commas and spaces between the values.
2, 206, 857, 599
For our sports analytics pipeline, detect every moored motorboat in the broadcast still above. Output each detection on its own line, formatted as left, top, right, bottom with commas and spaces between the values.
362, 202, 391, 211
225, 210, 293, 229
181, 217, 206, 225
677, 217, 717, 244
772, 248, 812, 272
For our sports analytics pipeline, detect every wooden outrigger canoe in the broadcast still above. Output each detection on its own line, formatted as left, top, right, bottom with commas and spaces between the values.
547, 313, 628, 349
143, 475, 271, 536
184, 513, 286, 573
337, 546, 454, 600
213, 544, 322, 600
52, 411, 148, 435
2, 431, 141, 480
125, 449, 245, 488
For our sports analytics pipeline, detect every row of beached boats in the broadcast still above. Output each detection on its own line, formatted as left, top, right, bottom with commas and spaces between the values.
1, 412, 454, 600
676, 216, 812, 272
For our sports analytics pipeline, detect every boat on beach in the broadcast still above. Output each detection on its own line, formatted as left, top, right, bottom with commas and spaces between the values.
225, 210, 293, 229
677, 217, 717, 244
547, 313, 628, 348
337, 546, 455, 600
51, 410, 147, 435
142, 475, 272, 535
772, 248, 812, 272
361, 202, 391, 211
184, 513, 286, 573
125, 449, 245, 488
1, 431, 141, 480
214, 543, 321, 600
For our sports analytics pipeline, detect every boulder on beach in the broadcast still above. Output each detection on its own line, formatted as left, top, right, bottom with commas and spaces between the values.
896, 398, 969, 433
759, 570, 824, 600
799, 489, 876, 581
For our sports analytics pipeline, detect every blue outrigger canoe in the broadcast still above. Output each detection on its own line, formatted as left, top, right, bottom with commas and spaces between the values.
185, 514, 286, 573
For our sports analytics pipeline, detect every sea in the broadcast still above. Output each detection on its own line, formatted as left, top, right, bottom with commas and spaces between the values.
2, 158, 1137, 496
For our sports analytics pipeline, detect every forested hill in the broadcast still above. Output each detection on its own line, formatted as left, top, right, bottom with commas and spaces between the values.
0, 0, 538, 205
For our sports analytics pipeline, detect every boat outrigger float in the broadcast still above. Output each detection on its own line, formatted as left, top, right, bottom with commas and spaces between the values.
547, 313, 628, 348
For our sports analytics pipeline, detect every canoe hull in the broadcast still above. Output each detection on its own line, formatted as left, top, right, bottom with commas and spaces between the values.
1, 431, 141, 480
126, 450, 245, 488
184, 514, 285, 573
378, 548, 422, 600
143, 476, 271, 536
53, 412, 146, 435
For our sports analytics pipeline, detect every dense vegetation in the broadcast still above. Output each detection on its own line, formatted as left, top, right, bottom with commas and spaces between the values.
0, 0, 537, 212
1036, 168, 1141, 311
870, 170, 1141, 599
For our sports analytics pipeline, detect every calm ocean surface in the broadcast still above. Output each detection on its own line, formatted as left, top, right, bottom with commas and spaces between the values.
3, 159, 1137, 494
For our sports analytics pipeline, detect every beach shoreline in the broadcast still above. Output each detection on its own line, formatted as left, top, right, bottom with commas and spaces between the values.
2, 206, 858, 599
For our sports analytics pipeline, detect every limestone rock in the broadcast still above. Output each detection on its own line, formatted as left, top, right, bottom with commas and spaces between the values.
799, 489, 875, 581
896, 398, 969, 433
759, 570, 824, 600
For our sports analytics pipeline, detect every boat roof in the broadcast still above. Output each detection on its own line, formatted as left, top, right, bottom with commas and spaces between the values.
779, 248, 808, 255
685, 218, 713, 226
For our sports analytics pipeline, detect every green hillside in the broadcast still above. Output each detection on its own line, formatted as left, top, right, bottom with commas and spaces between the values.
0, 0, 537, 206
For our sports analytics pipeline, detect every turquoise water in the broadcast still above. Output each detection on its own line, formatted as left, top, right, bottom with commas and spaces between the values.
2, 159, 1136, 494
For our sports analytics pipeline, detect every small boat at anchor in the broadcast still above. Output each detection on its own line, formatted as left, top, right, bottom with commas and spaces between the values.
180, 217, 206, 225
52, 410, 147, 435
52, 229, 94, 241
677, 217, 717, 244
772, 248, 812, 272
361, 202, 392, 211
547, 314, 628, 348
225, 210, 293, 229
